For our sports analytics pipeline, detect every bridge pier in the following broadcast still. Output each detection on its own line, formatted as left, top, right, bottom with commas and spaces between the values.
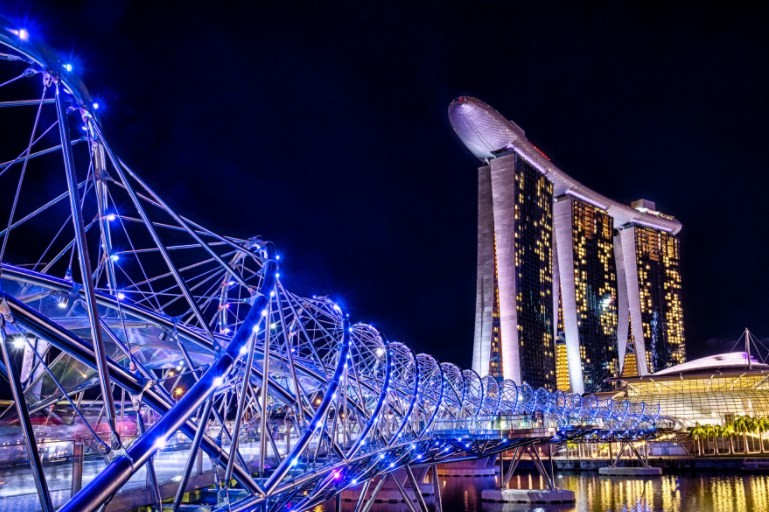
599, 440, 662, 476
482, 443, 575, 504
341, 465, 437, 511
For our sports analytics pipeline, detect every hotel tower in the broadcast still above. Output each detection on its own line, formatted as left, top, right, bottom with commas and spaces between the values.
449, 97, 686, 393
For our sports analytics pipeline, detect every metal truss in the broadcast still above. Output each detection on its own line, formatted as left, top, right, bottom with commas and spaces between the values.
0, 15, 663, 512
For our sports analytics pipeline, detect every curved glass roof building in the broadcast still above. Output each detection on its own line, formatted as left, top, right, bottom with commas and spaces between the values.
449, 97, 687, 394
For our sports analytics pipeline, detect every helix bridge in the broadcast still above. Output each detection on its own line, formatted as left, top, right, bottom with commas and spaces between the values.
0, 15, 664, 512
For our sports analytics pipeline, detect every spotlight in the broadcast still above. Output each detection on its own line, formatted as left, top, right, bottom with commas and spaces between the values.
57, 295, 69, 309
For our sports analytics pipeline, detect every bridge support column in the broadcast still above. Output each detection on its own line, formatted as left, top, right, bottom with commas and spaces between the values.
343, 467, 434, 509
482, 443, 575, 504
599, 441, 662, 476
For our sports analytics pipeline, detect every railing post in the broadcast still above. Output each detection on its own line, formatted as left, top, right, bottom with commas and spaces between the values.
71, 440, 84, 495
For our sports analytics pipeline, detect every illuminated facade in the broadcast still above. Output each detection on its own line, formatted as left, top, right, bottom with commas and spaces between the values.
615, 223, 686, 373
614, 353, 769, 426
555, 196, 618, 393
449, 96, 686, 392
474, 153, 556, 388
555, 337, 571, 392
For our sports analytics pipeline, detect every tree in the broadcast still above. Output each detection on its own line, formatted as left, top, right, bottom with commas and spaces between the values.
720, 423, 735, 455
758, 417, 769, 454
733, 416, 751, 454
704, 424, 717, 455
689, 423, 705, 456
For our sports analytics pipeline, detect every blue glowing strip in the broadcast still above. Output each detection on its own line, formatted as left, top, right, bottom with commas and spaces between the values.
389, 345, 420, 443
1, 290, 262, 493
263, 312, 350, 495
346, 338, 392, 458
418, 362, 444, 436
59, 258, 277, 512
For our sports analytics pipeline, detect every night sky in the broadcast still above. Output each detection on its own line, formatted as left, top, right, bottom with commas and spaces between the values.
6, 2, 769, 368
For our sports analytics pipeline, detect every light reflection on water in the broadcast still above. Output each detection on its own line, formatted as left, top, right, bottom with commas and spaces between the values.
325, 472, 769, 512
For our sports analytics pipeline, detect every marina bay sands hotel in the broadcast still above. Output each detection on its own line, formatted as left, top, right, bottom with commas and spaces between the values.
449, 97, 686, 394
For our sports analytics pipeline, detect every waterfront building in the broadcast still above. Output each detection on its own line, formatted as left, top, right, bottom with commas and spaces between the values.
449, 96, 686, 393
555, 195, 618, 392
474, 150, 556, 389
610, 352, 769, 426
615, 215, 687, 373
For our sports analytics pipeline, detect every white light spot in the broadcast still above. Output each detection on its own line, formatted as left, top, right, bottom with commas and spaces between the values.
18, 28, 29, 41
117, 292, 125, 300
63, 63, 73, 72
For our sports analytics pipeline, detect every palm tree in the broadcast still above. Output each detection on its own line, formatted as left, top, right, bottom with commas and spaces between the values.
720, 423, 735, 455
758, 417, 769, 454
689, 423, 706, 456
746, 416, 758, 453
733, 416, 750, 453
704, 424, 717, 455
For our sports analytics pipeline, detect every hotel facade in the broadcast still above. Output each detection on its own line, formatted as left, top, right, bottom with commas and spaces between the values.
449, 97, 686, 394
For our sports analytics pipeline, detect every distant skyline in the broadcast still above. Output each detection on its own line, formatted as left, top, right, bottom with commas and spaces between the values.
5, 2, 769, 367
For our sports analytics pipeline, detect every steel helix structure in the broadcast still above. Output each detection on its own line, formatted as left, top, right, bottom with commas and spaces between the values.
0, 16, 662, 512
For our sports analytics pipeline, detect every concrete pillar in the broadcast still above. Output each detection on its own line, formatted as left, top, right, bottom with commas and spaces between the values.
615, 228, 648, 375
613, 234, 630, 373
473, 164, 495, 376
489, 154, 520, 383
553, 197, 585, 394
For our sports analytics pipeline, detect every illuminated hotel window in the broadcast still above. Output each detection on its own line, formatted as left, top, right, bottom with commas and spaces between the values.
569, 199, 618, 392
633, 227, 686, 372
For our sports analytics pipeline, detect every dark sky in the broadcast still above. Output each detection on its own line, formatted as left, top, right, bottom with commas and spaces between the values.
7, 2, 769, 367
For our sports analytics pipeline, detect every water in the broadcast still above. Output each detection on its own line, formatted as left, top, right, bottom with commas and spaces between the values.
325, 472, 769, 512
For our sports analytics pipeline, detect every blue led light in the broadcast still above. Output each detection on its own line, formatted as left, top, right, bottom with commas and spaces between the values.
18, 28, 29, 41
92, 102, 99, 110
63, 63, 73, 72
